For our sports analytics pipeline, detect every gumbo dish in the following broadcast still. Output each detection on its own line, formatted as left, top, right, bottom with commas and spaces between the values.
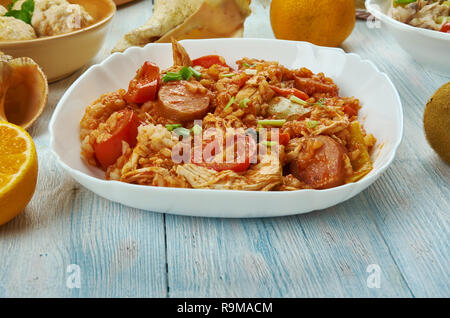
79, 40, 376, 191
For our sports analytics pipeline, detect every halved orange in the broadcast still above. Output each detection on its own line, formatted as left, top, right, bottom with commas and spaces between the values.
0, 121, 38, 225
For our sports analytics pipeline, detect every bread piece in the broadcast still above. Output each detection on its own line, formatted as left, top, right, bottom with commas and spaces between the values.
112, 0, 251, 53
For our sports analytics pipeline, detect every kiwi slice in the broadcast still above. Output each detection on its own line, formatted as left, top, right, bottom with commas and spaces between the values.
423, 82, 450, 165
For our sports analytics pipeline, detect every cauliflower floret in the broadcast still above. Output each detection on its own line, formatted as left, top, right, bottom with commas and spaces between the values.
0, 16, 37, 41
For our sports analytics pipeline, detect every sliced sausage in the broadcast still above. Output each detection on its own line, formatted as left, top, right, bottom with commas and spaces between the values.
294, 76, 338, 97
157, 80, 210, 122
289, 135, 345, 189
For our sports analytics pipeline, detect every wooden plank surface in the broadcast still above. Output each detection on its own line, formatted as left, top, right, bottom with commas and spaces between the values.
0, 0, 449, 298
342, 25, 450, 297
165, 6, 449, 297
165, 210, 413, 297
0, 0, 168, 298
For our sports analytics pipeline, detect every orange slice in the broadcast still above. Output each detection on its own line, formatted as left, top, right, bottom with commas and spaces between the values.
0, 121, 38, 225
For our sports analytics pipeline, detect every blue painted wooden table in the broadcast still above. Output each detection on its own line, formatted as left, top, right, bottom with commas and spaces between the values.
0, 0, 449, 297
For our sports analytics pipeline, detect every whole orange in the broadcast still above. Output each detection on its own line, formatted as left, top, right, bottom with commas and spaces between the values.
270, 0, 356, 47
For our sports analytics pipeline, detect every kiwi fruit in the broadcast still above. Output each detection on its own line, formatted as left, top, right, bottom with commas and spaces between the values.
423, 82, 450, 165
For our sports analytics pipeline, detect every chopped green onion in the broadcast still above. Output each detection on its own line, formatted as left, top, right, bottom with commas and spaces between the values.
244, 69, 257, 76
307, 120, 319, 129
223, 96, 235, 111
242, 62, 256, 68
189, 66, 202, 79
220, 73, 236, 78
289, 95, 308, 105
165, 124, 182, 131
164, 67, 202, 82
174, 127, 191, 137
394, 0, 416, 5
316, 98, 326, 107
239, 98, 250, 108
192, 124, 202, 135
262, 141, 278, 147
179, 66, 193, 80
163, 72, 182, 82
257, 119, 286, 127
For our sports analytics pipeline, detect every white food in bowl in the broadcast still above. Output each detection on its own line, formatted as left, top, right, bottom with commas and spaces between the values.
366, 0, 450, 76
389, 0, 449, 31
0, 16, 37, 41
49, 38, 403, 218
0, 4, 7, 15
12, 0, 94, 37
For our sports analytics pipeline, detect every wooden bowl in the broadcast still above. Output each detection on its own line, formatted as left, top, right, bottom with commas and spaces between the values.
0, 0, 116, 82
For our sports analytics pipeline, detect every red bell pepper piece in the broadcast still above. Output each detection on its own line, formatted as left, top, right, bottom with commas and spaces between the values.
94, 109, 140, 169
269, 85, 309, 101
192, 55, 231, 69
124, 62, 161, 104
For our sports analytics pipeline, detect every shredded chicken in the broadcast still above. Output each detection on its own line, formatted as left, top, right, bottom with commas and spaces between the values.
13, 0, 94, 37
172, 37, 192, 66
177, 151, 282, 190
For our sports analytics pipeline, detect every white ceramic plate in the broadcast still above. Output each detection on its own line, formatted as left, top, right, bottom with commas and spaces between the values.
49, 38, 403, 218
366, 0, 450, 76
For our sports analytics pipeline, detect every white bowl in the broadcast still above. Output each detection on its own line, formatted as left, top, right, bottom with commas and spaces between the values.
49, 38, 403, 218
366, 0, 450, 76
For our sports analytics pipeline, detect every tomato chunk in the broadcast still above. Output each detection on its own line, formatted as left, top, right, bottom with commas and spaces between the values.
235, 73, 250, 88
279, 132, 291, 146
343, 104, 358, 117
94, 109, 140, 169
193, 134, 257, 172
264, 131, 290, 146
124, 62, 161, 104
192, 55, 231, 69
440, 22, 450, 33
269, 85, 309, 101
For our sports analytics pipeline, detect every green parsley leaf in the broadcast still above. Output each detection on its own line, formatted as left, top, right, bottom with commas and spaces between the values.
5, 0, 34, 25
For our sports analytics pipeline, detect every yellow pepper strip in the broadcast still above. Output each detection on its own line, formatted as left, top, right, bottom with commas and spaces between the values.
346, 121, 373, 183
